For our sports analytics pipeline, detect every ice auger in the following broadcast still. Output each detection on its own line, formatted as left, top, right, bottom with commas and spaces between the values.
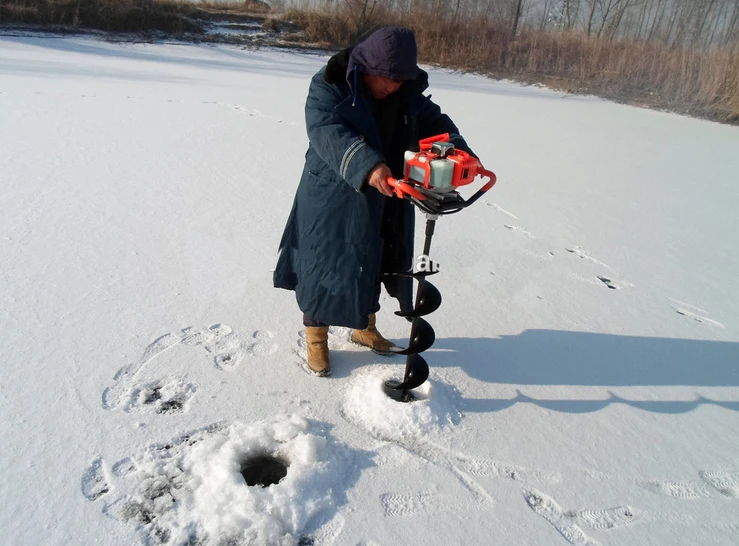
382, 134, 497, 402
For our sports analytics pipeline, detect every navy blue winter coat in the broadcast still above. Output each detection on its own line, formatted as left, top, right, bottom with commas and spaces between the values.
273, 41, 476, 330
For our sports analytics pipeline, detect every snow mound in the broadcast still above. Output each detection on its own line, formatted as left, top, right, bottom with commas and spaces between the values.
103, 415, 353, 545
341, 365, 461, 442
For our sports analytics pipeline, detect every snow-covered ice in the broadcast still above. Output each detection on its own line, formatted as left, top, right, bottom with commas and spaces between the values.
1, 35, 739, 546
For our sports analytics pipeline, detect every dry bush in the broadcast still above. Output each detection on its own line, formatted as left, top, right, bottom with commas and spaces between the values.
279, 8, 354, 47
274, 5, 739, 122
279, 4, 398, 48
0, 0, 203, 32
198, 0, 270, 14
410, 14, 510, 69
411, 16, 738, 123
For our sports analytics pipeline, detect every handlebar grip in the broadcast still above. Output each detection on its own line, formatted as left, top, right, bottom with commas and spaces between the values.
387, 177, 426, 201
476, 167, 497, 192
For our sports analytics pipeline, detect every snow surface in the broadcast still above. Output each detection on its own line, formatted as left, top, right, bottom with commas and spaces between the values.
1, 35, 739, 546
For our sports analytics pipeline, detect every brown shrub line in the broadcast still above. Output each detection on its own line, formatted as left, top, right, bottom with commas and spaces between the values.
0, 0, 270, 33
2, 1, 736, 123
282, 8, 739, 124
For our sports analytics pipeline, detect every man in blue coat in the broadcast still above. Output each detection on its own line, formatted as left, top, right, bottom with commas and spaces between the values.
273, 27, 476, 376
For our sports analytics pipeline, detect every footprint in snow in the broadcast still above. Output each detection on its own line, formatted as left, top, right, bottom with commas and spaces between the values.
184, 323, 244, 369
524, 492, 643, 544
452, 466, 497, 505
523, 489, 597, 546
81, 457, 110, 502
568, 506, 641, 531
671, 307, 724, 328
701, 522, 739, 534
596, 276, 632, 290
566, 246, 612, 270
182, 323, 234, 350
485, 200, 519, 219
123, 374, 197, 415
103, 324, 277, 411
505, 224, 537, 239
213, 349, 244, 370
379, 491, 436, 517
246, 330, 279, 356
587, 470, 713, 500
184, 324, 277, 366
229, 104, 262, 117
112, 458, 136, 478
100, 423, 228, 544
457, 457, 555, 484
699, 470, 739, 498
638, 479, 711, 499
227, 104, 296, 126
102, 333, 180, 410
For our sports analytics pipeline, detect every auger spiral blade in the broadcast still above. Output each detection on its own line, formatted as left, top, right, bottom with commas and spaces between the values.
395, 354, 430, 391
388, 317, 435, 355
395, 281, 441, 318
382, 354, 430, 402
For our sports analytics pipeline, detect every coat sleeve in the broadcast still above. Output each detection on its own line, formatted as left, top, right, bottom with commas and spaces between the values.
417, 96, 478, 160
305, 72, 385, 193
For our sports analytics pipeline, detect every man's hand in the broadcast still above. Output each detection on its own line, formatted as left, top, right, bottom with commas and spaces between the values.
367, 163, 395, 197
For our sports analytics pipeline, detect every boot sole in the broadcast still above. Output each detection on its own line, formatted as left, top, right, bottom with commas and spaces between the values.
305, 364, 331, 377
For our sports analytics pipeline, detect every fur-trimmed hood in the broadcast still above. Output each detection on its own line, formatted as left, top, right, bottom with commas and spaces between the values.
324, 46, 356, 85
323, 45, 429, 100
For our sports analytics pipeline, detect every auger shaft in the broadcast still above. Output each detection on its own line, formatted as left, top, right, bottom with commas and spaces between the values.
402, 215, 437, 385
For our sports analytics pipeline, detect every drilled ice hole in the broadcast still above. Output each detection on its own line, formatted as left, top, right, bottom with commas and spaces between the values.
239, 454, 288, 488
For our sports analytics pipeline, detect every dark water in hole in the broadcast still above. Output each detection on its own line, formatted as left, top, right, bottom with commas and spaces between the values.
240, 455, 288, 487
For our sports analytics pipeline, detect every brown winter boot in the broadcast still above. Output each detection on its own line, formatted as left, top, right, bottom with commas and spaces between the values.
305, 326, 330, 376
351, 314, 396, 356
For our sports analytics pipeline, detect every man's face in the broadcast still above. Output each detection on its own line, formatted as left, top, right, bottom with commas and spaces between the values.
363, 74, 403, 99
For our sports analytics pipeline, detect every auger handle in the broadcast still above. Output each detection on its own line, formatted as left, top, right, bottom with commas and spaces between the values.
463, 167, 497, 206
387, 177, 426, 201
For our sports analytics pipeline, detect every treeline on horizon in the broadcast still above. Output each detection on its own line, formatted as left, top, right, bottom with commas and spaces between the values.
1, 0, 737, 123
284, 0, 739, 123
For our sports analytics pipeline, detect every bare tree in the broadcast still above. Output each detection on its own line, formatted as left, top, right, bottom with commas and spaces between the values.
595, 0, 637, 38
539, 0, 555, 30
450, 0, 463, 25
646, 0, 669, 42
343, 0, 379, 39
724, 0, 739, 46
512, 0, 525, 35
563, 0, 582, 29
586, 0, 598, 34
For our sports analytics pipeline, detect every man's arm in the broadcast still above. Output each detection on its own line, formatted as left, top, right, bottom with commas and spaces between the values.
305, 72, 385, 193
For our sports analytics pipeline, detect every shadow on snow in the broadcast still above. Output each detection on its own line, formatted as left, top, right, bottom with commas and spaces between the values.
416, 329, 739, 414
